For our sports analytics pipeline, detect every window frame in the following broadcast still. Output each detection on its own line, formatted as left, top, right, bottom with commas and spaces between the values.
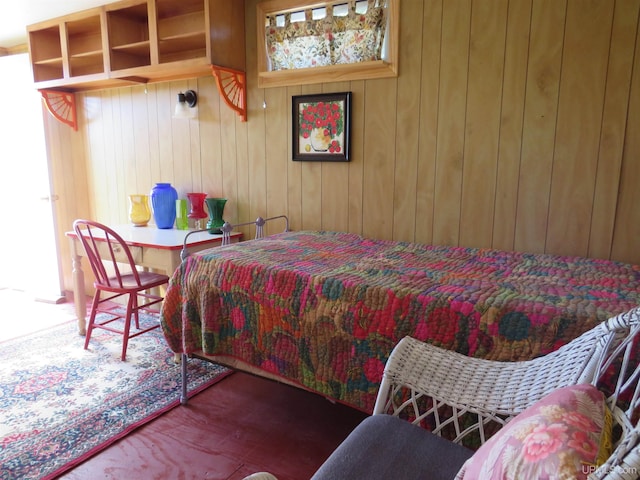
256, 0, 399, 88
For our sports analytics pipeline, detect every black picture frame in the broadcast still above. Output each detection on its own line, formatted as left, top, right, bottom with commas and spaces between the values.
292, 92, 352, 162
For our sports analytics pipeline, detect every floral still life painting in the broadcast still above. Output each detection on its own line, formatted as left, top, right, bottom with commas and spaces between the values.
292, 92, 351, 161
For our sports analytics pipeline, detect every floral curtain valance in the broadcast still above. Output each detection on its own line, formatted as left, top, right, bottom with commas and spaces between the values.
265, 0, 387, 71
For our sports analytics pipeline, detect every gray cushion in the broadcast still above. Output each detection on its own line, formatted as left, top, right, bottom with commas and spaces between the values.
311, 415, 474, 480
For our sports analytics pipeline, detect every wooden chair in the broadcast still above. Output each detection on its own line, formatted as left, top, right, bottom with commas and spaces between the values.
73, 219, 169, 361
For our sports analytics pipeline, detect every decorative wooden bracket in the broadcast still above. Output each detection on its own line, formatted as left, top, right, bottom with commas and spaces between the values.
211, 65, 247, 122
39, 89, 78, 131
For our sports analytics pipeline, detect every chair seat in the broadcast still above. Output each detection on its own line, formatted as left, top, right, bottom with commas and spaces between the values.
97, 271, 169, 292
311, 415, 474, 480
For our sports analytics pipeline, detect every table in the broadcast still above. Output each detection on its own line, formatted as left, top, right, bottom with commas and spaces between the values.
66, 225, 242, 335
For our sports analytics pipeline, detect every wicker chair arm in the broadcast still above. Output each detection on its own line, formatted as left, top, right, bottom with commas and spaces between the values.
373, 308, 640, 445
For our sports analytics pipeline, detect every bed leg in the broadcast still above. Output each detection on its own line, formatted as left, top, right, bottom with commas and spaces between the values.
180, 353, 188, 405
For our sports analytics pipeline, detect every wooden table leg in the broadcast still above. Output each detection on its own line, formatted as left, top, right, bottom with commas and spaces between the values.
71, 251, 86, 335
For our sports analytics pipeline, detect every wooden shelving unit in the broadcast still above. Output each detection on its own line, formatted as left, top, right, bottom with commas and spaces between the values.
27, 0, 246, 90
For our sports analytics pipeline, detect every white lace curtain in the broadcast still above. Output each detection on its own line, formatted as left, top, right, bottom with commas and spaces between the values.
265, 0, 387, 71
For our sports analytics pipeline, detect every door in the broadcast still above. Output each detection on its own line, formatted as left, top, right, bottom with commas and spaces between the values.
0, 53, 62, 300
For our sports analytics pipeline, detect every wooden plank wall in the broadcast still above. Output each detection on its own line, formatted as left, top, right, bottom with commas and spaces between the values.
45, 0, 640, 293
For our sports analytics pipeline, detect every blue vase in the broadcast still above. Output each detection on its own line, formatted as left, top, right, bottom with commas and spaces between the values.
150, 182, 178, 229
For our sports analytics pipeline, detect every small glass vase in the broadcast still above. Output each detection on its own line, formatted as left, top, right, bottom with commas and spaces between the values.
175, 199, 189, 230
128, 194, 151, 227
205, 197, 227, 234
150, 182, 178, 229
187, 192, 208, 229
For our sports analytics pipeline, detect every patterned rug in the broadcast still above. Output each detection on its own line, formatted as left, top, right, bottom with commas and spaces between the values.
0, 311, 232, 480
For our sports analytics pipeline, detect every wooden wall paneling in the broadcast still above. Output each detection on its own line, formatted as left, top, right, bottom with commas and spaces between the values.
234, 86, 251, 228
264, 86, 288, 232
588, 0, 640, 260
492, 0, 531, 252
245, 0, 268, 234
108, 90, 127, 224
287, 85, 303, 232
459, 0, 508, 249
118, 87, 139, 211
78, 91, 110, 295
392, 0, 423, 243
321, 158, 350, 233
185, 78, 202, 196
300, 84, 323, 232
611, 12, 640, 264
84, 91, 109, 223
361, 77, 397, 241
219, 83, 241, 225
91, 90, 110, 223
320, 82, 350, 233
432, 0, 471, 247
198, 76, 224, 202
169, 80, 196, 198
144, 84, 162, 190
78, 93, 100, 224
545, 0, 613, 257
514, 0, 566, 254
131, 85, 153, 195
156, 83, 175, 188
246, 98, 268, 233
414, 0, 442, 246
45, 0, 640, 296
347, 81, 365, 236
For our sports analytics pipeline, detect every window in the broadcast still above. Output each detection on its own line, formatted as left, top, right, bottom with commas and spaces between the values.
257, 0, 398, 88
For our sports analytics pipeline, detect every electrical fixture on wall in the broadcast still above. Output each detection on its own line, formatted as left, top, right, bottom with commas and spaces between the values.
174, 90, 198, 119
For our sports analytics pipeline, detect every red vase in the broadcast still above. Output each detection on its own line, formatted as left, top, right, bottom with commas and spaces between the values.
187, 193, 208, 228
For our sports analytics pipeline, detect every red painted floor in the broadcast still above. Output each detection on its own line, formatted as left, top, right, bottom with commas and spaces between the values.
59, 372, 368, 480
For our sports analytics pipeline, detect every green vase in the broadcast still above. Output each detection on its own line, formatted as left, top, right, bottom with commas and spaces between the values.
205, 197, 227, 234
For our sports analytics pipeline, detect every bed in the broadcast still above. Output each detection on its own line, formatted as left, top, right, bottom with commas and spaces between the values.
160, 230, 640, 413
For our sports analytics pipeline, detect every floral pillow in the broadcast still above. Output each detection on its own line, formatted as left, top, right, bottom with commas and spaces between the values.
455, 384, 612, 480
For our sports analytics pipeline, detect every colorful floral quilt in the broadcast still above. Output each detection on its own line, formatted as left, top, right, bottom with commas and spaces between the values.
160, 231, 640, 412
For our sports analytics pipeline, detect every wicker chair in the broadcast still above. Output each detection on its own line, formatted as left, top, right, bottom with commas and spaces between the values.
308, 306, 640, 480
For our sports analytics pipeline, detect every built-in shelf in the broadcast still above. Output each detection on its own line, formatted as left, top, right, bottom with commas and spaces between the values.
28, 0, 247, 121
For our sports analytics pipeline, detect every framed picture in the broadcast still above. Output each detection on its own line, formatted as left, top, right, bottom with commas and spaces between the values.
292, 92, 352, 162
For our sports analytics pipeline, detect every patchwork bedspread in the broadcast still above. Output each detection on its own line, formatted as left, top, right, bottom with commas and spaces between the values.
160, 231, 640, 412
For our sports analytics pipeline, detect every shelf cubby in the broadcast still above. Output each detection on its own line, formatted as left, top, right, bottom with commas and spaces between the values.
107, 2, 151, 71
156, 0, 206, 65
66, 15, 105, 77
29, 26, 64, 82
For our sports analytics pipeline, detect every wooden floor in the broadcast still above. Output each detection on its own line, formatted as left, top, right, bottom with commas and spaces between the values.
59, 372, 367, 480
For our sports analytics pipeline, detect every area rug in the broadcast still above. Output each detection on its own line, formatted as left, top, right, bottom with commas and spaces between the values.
0, 311, 232, 480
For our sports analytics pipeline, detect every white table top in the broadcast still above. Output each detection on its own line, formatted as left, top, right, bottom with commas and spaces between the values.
67, 225, 241, 250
